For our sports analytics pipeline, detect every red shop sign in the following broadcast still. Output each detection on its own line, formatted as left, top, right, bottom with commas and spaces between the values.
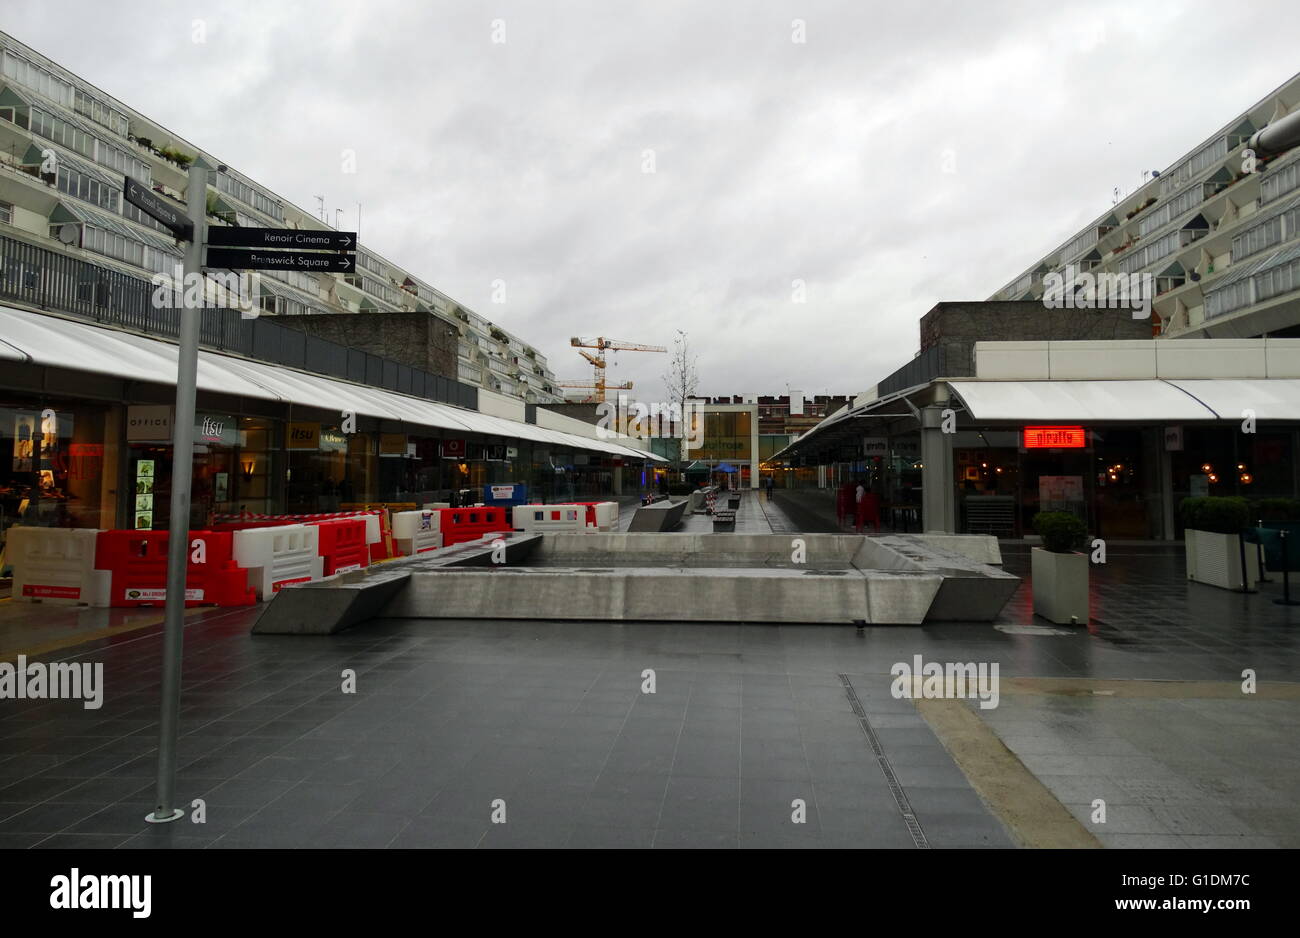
1023, 426, 1086, 449
51, 443, 105, 480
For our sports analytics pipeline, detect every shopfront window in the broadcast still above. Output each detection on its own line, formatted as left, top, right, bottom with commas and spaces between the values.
1091, 428, 1158, 539
0, 399, 114, 541
286, 423, 361, 512
126, 408, 280, 528
1170, 426, 1297, 532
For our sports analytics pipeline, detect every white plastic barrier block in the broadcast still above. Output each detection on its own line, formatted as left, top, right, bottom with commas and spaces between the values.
7, 526, 109, 606
350, 513, 382, 544
391, 510, 444, 555
422, 502, 450, 510
233, 523, 324, 600
512, 505, 589, 534
589, 501, 618, 531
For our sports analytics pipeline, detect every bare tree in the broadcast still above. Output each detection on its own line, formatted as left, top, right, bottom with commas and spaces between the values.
661, 330, 699, 465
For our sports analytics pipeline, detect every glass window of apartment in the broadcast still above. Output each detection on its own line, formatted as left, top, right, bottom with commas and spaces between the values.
1232, 214, 1285, 261
214, 171, 283, 221
357, 251, 385, 277
1256, 258, 1300, 304
1261, 160, 1299, 205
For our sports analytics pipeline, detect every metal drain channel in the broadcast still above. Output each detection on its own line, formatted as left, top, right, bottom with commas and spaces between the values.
838, 673, 930, 849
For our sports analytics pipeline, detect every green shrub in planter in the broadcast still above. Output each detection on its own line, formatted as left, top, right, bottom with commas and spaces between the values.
1031, 511, 1088, 553
1252, 497, 1300, 521
1179, 496, 1249, 534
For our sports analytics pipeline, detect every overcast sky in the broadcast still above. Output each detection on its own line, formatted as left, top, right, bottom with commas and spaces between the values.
12, 1, 1300, 401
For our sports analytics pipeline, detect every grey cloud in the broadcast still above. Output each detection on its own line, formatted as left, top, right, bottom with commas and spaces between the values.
15, 0, 1300, 399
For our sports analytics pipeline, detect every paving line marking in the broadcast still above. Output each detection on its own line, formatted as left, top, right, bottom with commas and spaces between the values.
997, 676, 1300, 699
914, 696, 1102, 849
839, 673, 929, 849
0, 606, 217, 663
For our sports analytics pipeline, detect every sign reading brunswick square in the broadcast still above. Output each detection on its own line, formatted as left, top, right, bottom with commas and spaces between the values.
205, 247, 354, 273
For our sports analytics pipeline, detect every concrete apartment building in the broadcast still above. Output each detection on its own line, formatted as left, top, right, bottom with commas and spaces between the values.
990, 72, 1300, 341
777, 73, 1300, 536
0, 30, 561, 404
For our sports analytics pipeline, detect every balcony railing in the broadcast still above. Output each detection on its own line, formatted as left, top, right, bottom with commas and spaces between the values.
0, 233, 478, 410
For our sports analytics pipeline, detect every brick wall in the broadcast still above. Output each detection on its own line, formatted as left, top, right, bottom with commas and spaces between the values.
279, 311, 460, 380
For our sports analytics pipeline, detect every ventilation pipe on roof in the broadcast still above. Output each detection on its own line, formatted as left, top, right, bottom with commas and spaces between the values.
1249, 108, 1300, 156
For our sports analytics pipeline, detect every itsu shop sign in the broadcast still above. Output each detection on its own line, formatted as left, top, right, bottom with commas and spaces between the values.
194, 414, 239, 447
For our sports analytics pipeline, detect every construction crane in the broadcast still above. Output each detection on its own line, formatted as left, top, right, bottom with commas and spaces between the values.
555, 378, 633, 403
565, 336, 667, 403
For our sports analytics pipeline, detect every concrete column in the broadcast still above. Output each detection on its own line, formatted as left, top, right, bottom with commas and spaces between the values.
1159, 446, 1174, 540
920, 404, 955, 534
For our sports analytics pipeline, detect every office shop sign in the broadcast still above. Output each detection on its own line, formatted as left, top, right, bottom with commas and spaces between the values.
126, 405, 173, 443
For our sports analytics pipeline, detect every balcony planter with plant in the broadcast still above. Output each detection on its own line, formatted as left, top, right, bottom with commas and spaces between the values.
1181, 496, 1258, 590
158, 145, 194, 169
1030, 511, 1089, 625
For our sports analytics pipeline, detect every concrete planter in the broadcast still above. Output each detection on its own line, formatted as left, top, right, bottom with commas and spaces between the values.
1031, 547, 1089, 625
1185, 528, 1259, 590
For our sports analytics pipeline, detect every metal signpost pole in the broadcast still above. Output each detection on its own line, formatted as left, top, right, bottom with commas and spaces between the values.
146, 163, 207, 824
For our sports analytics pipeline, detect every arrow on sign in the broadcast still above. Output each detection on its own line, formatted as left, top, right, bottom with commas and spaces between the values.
206, 226, 357, 252
206, 247, 357, 273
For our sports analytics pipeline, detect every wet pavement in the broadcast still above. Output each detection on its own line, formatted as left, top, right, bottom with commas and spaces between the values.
1, 503, 1297, 848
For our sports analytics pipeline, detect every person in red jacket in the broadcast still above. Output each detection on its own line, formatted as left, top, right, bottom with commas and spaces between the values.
854, 482, 882, 534
863, 486, 881, 533
836, 481, 853, 527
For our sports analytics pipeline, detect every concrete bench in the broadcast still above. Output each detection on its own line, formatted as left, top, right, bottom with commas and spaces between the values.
628, 498, 688, 532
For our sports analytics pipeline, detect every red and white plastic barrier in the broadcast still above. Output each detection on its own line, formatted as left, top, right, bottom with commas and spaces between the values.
430, 507, 512, 547
306, 518, 371, 576
233, 523, 324, 600
511, 505, 588, 534
94, 530, 256, 608
391, 510, 444, 555
7, 526, 110, 606
573, 501, 619, 531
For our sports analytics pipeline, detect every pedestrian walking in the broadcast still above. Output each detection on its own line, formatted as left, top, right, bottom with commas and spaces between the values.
863, 486, 881, 533
854, 480, 866, 533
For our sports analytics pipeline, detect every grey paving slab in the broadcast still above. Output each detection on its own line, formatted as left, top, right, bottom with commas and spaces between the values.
3, 524, 1297, 850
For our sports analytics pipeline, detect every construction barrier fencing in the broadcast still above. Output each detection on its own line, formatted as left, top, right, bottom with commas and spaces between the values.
391, 510, 444, 555
233, 524, 324, 600
93, 530, 256, 608
8, 526, 110, 606
511, 505, 588, 534
306, 518, 371, 576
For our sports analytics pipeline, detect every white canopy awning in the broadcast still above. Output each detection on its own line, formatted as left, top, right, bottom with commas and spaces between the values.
0, 305, 662, 460
1169, 379, 1300, 421
948, 379, 1300, 422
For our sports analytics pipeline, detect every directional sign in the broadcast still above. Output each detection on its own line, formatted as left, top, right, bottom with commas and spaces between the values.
207, 226, 356, 251
205, 247, 354, 273
123, 175, 193, 240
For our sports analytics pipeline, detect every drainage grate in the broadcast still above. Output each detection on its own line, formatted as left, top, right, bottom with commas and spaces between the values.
838, 673, 930, 849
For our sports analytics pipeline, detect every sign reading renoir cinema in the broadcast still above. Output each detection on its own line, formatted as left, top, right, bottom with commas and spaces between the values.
207, 227, 356, 251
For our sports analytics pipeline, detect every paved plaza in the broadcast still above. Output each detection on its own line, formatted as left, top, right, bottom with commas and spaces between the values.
1, 493, 1297, 849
